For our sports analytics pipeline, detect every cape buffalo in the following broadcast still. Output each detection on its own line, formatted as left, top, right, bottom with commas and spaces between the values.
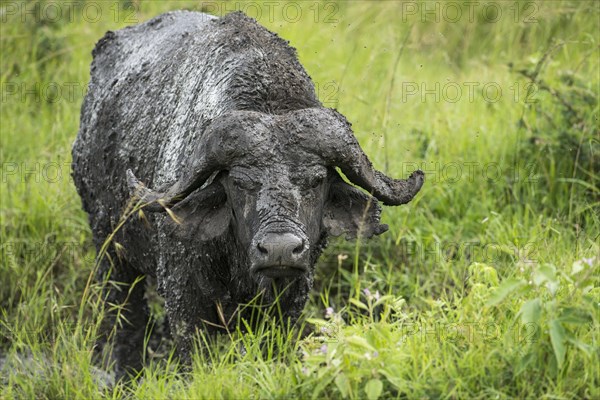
72, 10, 423, 379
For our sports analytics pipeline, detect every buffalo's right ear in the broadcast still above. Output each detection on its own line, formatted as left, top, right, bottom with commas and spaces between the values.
164, 181, 231, 241
323, 177, 388, 240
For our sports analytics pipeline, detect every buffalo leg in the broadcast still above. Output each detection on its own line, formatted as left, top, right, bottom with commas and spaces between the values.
97, 260, 149, 382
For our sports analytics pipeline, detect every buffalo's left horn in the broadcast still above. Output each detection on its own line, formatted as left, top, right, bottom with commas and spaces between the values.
300, 108, 424, 206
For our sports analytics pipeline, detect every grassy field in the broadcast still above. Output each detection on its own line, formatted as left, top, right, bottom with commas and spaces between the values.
1, 0, 598, 398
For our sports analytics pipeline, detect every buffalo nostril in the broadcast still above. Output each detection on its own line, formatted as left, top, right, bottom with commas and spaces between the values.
257, 242, 268, 254
292, 240, 305, 255
254, 232, 307, 264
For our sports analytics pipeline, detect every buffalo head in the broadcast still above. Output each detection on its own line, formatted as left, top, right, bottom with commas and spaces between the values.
127, 108, 424, 280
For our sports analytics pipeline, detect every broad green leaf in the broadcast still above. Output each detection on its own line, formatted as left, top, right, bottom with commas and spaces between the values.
468, 262, 499, 286
364, 379, 383, 400
345, 336, 376, 352
520, 298, 542, 325
557, 307, 592, 324
334, 373, 351, 398
349, 298, 369, 311
533, 264, 557, 286
515, 351, 536, 375
379, 368, 404, 390
373, 295, 395, 308
306, 318, 330, 327
486, 278, 526, 306
549, 319, 567, 368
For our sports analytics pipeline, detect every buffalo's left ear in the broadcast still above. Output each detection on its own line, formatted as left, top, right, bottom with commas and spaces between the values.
323, 177, 388, 240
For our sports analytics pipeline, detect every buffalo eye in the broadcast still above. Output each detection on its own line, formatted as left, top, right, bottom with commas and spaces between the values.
296, 172, 326, 190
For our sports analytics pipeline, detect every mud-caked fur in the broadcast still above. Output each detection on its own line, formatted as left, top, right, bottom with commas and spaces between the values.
72, 11, 423, 380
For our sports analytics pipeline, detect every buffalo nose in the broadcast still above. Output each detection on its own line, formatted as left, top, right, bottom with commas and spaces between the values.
256, 232, 307, 263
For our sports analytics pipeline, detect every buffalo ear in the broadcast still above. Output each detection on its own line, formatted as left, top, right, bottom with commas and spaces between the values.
323, 177, 388, 240
165, 181, 230, 241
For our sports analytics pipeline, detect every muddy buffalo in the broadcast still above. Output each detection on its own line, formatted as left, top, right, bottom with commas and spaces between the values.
72, 10, 424, 378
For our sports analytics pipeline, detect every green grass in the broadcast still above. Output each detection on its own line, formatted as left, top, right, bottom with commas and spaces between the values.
1, 0, 598, 398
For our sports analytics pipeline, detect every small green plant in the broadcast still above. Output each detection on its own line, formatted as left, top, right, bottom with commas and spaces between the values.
486, 257, 598, 374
